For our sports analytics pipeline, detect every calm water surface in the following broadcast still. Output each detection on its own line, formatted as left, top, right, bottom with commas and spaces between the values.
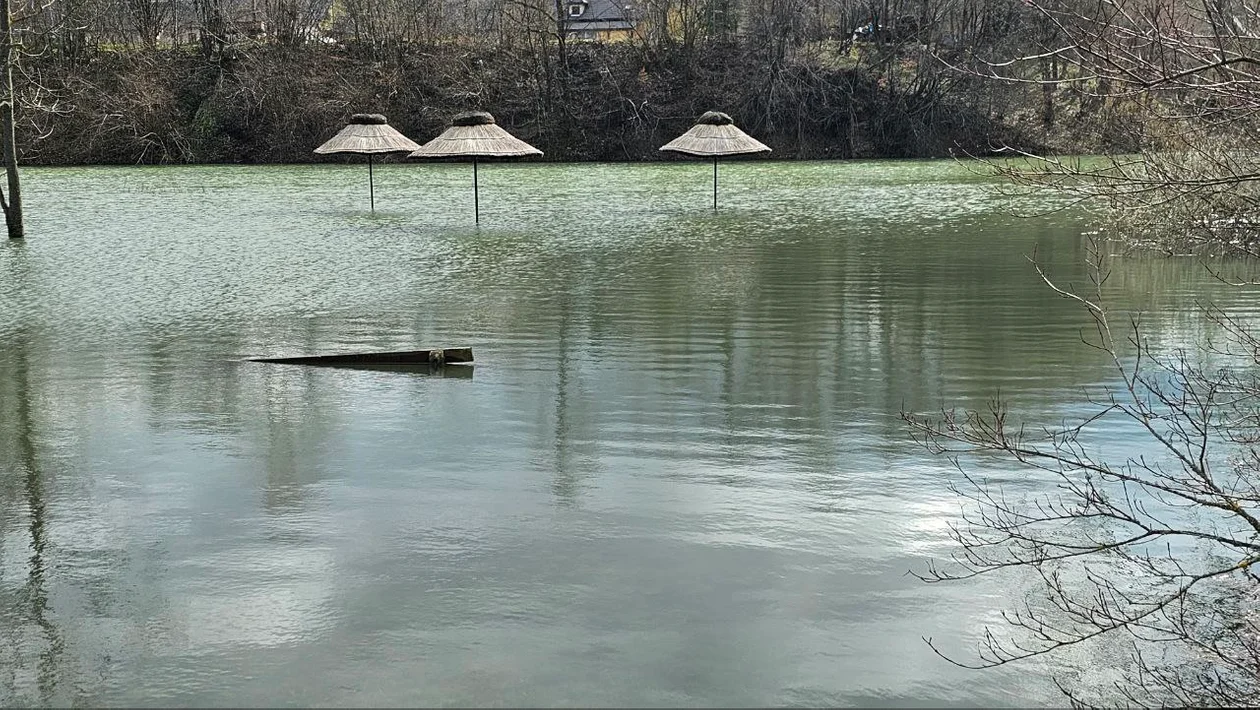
1, 160, 1257, 707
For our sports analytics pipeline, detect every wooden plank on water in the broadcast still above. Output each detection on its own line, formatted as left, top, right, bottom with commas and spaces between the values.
249, 347, 473, 367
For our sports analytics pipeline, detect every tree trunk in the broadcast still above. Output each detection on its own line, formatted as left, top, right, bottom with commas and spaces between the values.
1040, 55, 1056, 127
553, 0, 568, 72
1, 0, 23, 240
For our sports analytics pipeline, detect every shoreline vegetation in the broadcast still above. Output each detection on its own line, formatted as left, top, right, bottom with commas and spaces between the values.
15, 33, 1142, 167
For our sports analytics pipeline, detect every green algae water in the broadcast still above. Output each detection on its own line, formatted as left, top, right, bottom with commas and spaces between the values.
1, 160, 1257, 706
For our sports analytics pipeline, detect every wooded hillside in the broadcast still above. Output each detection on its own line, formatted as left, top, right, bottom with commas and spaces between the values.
10, 0, 1140, 164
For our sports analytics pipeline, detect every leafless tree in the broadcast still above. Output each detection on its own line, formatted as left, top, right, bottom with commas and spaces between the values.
124, 0, 172, 48
1, 0, 27, 238
954, 0, 1260, 256
261, 0, 327, 48
905, 234, 1260, 706
903, 8, 1260, 699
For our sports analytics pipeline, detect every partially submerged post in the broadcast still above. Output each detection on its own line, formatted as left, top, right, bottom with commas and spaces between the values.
408, 111, 542, 224
659, 111, 771, 212
314, 113, 420, 212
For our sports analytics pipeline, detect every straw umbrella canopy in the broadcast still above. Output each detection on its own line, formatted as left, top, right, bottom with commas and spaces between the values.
659, 111, 771, 211
408, 111, 543, 223
314, 113, 420, 212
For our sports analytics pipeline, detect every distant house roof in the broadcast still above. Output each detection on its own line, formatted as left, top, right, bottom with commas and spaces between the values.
561, 0, 637, 32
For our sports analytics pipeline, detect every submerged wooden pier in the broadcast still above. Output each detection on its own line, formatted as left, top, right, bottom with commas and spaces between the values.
249, 347, 473, 367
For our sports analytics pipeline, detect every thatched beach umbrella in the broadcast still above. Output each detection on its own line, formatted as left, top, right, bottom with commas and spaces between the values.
314, 113, 420, 212
408, 111, 542, 224
659, 111, 772, 211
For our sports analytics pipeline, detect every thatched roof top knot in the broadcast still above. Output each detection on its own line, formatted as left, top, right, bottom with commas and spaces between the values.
452, 111, 496, 127
697, 111, 735, 126
350, 113, 389, 125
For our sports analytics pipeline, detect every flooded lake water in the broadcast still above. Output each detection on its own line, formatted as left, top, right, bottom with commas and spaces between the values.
1, 160, 1257, 706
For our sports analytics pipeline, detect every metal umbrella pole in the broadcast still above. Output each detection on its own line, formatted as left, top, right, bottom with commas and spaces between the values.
713, 157, 719, 212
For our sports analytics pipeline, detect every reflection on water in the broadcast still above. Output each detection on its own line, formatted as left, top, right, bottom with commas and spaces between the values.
2, 161, 1259, 706
2, 329, 64, 705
